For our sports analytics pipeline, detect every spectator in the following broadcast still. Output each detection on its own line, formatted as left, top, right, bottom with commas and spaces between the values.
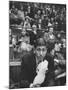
20, 37, 55, 88
48, 27, 56, 43
24, 16, 31, 29
17, 5, 25, 21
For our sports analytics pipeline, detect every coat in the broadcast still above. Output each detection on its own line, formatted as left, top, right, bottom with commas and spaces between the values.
20, 52, 55, 88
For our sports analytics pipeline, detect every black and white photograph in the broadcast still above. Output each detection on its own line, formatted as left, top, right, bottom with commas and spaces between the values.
9, 0, 66, 89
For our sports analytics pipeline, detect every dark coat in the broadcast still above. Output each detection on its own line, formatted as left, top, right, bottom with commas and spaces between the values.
20, 53, 55, 88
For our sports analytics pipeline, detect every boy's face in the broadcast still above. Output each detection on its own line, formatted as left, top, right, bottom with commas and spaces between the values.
35, 46, 47, 61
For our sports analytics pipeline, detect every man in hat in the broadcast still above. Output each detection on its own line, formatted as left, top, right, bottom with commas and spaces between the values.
20, 37, 55, 88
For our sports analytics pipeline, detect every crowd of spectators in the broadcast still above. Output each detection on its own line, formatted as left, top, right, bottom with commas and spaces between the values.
9, 1, 66, 87
9, 1, 66, 60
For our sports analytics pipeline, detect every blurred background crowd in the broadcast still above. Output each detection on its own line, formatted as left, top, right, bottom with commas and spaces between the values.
9, 1, 66, 87
9, 1, 66, 60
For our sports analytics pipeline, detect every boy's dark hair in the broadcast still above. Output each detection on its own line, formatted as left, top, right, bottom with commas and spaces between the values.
34, 37, 47, 48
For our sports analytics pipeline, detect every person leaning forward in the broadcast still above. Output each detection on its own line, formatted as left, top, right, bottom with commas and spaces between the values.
19, 37, 55, 88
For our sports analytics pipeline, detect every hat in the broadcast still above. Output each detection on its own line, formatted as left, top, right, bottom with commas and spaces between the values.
25, 16, 31, 20
32, 24, 37, 28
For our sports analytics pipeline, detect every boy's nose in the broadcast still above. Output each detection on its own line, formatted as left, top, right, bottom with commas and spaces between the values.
40, 51, 43, 55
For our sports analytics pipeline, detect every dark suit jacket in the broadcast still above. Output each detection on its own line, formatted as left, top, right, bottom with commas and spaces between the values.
20, 52, 55, 88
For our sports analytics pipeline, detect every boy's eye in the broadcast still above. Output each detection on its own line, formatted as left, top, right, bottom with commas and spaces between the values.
42, 48, 46, 51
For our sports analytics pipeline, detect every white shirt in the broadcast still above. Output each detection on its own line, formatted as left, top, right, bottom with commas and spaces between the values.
33, 60, 48, 85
